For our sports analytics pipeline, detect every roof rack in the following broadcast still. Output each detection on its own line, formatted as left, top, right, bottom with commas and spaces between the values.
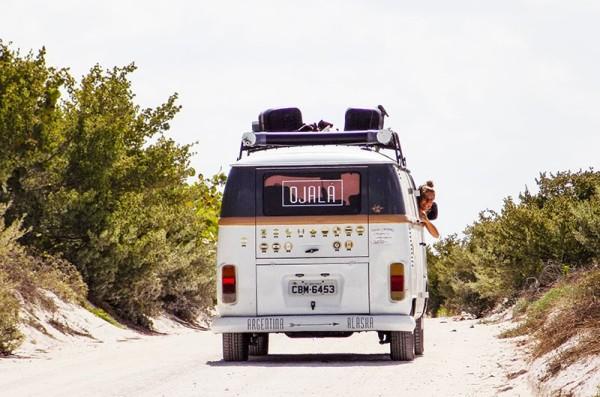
237, 129, 407, 166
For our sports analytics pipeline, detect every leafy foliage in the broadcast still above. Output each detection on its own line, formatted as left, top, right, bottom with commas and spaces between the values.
502, 268, 600, 376
0, 272, 22, 355
429, 169, 600, 316
0, 203, 87, 354
0, 42, 223, 329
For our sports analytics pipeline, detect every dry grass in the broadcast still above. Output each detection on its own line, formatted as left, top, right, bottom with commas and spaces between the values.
24, 316, 51, 337
536, 270, 600, 375
0, 204, 88, 354
47, 318, 94, 339
0, 272, 23, 355
3, 253, 88, 308
502, 268, 600, 376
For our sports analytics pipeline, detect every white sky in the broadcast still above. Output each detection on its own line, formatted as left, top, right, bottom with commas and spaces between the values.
3, 0, 600, 238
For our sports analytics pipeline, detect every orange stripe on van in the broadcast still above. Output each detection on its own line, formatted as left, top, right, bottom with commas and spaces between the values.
218, 217, 255, 226
368, 214, 412, 224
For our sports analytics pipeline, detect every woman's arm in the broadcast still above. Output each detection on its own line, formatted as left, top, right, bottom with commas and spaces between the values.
420, 211, 440, 238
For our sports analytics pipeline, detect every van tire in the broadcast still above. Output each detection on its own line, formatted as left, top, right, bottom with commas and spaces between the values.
249, 333, 269, 356
414, 317, 424, 355
223, 333, 249, 361
390, 331, 415, 361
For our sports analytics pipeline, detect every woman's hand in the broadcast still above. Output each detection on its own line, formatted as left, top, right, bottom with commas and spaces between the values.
419, 210, 440, 238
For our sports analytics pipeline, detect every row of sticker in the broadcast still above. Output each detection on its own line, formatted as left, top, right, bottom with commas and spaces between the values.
259, 225, 366, 239
258, 240, 355, 254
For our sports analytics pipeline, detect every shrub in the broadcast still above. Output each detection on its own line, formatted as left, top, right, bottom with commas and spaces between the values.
502, 268, 600, 375
535, 268, 600, 374
429, 169, 600, 315
0, 203, 87, 353
83, 303, 122, 328
0, 204, 87, 306
1, 42, 222, 327
0, 272, 23, 355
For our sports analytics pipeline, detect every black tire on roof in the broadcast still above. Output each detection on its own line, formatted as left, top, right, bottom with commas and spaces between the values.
222, 333, 249, 361
249, 333, 269, 356
414, 316, 424, 356
390, 331, 415, 361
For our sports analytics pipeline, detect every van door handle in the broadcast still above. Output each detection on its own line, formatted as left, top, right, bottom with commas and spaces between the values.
305, 248, 319, 253
419, 242, 426, 246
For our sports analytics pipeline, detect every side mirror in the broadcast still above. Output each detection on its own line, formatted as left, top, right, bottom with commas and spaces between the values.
427, 202, 438, 221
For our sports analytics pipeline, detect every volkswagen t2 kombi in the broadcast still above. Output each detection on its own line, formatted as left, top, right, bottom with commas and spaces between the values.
211, 107, 430, 362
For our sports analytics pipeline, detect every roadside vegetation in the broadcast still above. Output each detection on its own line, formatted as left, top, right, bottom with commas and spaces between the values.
0, 204, 86, 354
428, 168, 600, 374
428, 169, 600, 316
502, 268, 600, 377
0, 42, 222, 353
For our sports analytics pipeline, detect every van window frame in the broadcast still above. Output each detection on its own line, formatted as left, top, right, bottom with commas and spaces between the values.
220, 164, 407, 218
396, 168, 418, 219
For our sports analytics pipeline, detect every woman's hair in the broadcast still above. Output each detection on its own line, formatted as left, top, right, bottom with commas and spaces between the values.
419, 180, 435, 196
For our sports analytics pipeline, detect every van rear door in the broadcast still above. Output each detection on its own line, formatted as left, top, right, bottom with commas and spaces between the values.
256, 262, 369, 315
255, 167, 369, 315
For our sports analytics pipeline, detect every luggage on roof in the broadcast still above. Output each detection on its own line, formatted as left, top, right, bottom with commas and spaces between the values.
344, 107, 385, 131
242, 105, 404, 166
257, 108, 303, 132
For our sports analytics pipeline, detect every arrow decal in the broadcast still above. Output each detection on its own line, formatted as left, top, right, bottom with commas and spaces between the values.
288, 322, 340, 327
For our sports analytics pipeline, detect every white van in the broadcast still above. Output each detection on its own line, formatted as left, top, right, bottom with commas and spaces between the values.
211, 108, 429, 362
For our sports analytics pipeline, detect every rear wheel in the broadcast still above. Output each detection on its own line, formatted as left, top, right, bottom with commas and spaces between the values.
390, 331, 415, 361
414, 317, 424, 355
249, 333, 269, 356
222, 333, 249, 361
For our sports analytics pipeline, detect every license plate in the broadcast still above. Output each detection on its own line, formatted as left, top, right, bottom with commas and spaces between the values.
289, 280, 337, 296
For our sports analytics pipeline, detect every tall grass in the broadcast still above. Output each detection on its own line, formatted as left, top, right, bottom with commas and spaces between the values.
0, 272, 22, 355
0, 204, 87, 354
503, 268, 600, 376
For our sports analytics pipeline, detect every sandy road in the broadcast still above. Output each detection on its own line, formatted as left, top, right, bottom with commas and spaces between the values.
0, 318, 531, 397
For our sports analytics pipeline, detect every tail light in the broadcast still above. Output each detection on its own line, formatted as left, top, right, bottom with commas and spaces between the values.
390, 263, 405, 301
221, 265, 237, 303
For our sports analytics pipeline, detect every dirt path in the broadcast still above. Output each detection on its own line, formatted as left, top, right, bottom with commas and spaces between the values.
0, 318, 532, 397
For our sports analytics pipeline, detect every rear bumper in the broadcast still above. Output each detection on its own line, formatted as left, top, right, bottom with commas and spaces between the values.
211, 314, 416, 333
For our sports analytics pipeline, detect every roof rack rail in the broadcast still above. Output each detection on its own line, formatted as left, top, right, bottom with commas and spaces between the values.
237, 129, 407, 166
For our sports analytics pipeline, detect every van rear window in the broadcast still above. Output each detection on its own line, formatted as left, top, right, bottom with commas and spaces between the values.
219, 164, 405, 218
262, 170, 362, 216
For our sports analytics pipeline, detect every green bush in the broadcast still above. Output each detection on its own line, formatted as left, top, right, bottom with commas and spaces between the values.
0, 202, 88, 353
0, 42, 223, 327
429, 169, 600, 316
83, 303, 122, 328
0, 204, 87, 304
0, 272, 23, 355
512, 298, 530, 317
502, 269, 600, 374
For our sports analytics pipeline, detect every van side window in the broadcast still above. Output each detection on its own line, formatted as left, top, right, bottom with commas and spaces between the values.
396, 169, 417, 218
368, 164, 405, 215
220, 167, 256, 217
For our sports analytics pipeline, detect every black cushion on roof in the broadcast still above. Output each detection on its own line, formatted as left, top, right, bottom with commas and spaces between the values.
258, 108, 303, 132
344, 108, 384, 131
